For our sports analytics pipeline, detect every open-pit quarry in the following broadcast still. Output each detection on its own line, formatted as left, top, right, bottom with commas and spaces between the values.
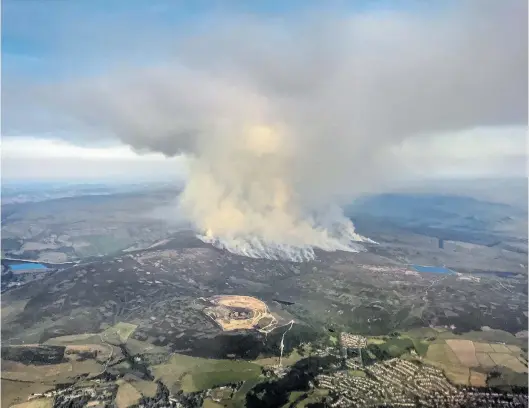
202, 295, 279, 333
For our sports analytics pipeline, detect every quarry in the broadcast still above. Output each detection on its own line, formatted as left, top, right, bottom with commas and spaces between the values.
201, 295, 279, 333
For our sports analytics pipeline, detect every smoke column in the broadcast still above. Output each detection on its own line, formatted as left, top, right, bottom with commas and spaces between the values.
178, 124, 371, 261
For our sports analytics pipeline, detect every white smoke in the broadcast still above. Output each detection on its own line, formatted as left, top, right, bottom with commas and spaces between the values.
8, 1, 527, 261
175, 124, 372, 260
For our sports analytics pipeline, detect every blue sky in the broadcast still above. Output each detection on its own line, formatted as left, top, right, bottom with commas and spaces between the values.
2, 0, 442, 82
1, 0, 526, 183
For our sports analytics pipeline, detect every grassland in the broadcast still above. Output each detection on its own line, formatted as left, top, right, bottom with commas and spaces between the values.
203, 400, 225, 408
102, 322, 137, 344
379, 337, 415, 357
2, 358, 104, 384
446, 339, 479, 367
470, 370, 487, 387
152, 353, 262, 392
407, 337, 429, 356
283, 389, 329, 408
424, 336, 527, 385
426, 343, 460, 365
441, 329, 526, 347
217, 377, 265, 408
182, 366, 261, 392
361, 328, 527, 386
443, 364, 471, 385
44, 333, 101, 346
65, 344, 113, 363
1, 299, 29, 323
115, 382, 142, 408
1, 335, 115, 404
348, 370, 367, 377
11, 399, 54, 408
1, 360, 72, 383
363, 332, 430, 359
254, 349, 303, 367
475, 352, 495, 367
474, 342, 494, 353
1, 379, 53, 408
130, 380, 157, 398
123, 338, 168, 356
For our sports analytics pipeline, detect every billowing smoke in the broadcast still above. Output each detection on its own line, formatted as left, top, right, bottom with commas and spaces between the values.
18, 1, 528, 261
179, 125, 371, 261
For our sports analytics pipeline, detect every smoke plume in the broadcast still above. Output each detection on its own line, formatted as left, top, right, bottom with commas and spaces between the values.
179, 125, 371, 261
21, 1, 528, 261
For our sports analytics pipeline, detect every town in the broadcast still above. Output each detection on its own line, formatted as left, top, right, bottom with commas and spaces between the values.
313, 332, 528, 407
317, 357, 528, 407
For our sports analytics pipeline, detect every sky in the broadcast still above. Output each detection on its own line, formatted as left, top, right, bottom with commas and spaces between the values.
1, 0, 527, 183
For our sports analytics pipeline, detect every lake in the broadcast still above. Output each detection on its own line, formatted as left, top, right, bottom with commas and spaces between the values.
411, 265, 455, 274
9, 263, 48, 271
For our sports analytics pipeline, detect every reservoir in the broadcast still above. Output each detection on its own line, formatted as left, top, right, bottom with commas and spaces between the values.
411, 265, 455, 275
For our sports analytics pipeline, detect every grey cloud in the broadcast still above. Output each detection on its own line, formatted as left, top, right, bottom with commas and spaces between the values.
10, 2, 528, 161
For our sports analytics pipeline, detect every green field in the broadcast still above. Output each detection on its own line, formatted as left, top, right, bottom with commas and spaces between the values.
398, 333, 430, 356
225, 377, 266, 408
288, 388, 329, 408
379, 337, 414, 357
1, 299, 29, 323
404, 327, 442, 339
254, 349, 304, 367
348, 370, 366, 377
364, 330, 440, 358
182, 365, 261, 392
44, 333, 101, 346
124, 338, 168, 358
102, 322, 137, 344
153, 353, 262, 392
203, 400, 225, 408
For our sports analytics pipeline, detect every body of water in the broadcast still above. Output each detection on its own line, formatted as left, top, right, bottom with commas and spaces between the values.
411, 265, 455, 274
9, 263, 48, 271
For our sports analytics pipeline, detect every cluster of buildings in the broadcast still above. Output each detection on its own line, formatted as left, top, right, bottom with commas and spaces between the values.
29, 380, 116, 407
366, 359, 456, 401
345, 358, 363, 370
317, 358, 528, 408
313, 345, 342, 358
340, 333, 367, 367
340, 332, 367, 349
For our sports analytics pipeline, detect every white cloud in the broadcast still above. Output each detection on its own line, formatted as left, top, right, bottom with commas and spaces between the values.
392, 126, 527, 178
2, 124, 525, 182
1, 137, 187, 182
396, 126, 527, 161
1, 136, 166, 160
